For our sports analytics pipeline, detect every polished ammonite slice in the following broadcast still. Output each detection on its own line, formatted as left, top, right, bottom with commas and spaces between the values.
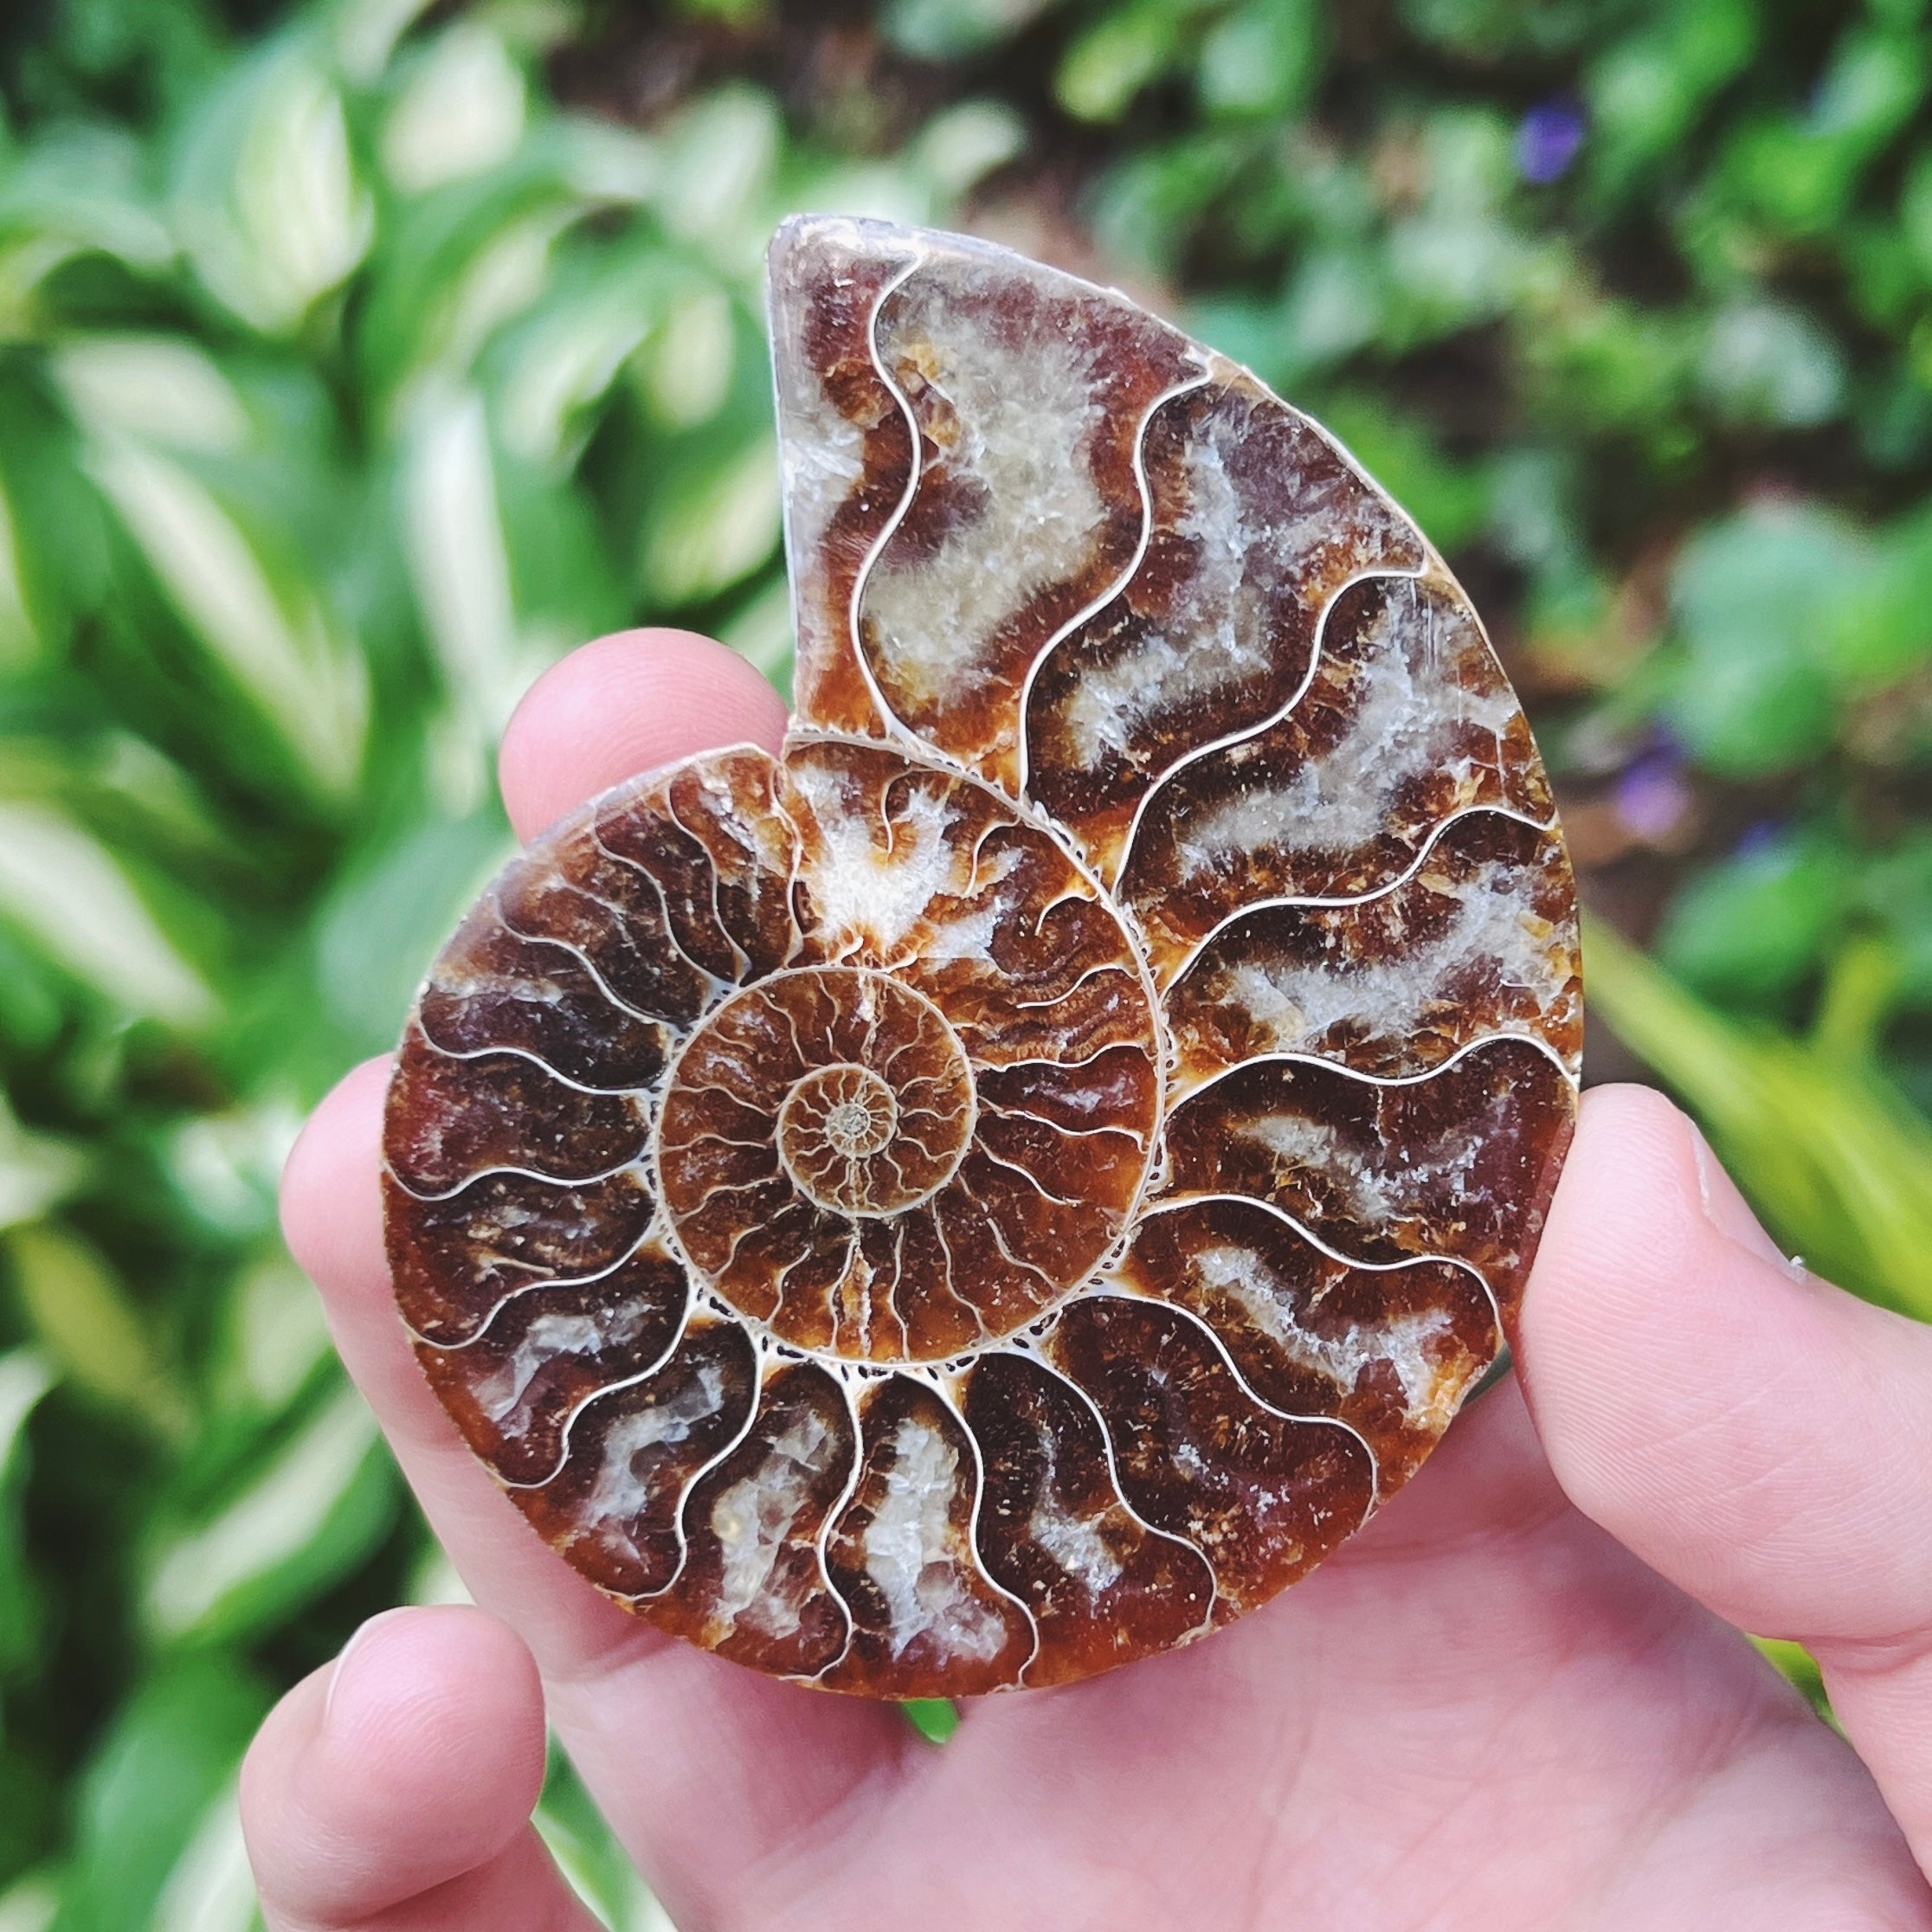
382, 216, 1581, 1698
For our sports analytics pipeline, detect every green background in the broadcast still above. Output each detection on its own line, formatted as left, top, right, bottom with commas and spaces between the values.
1, 0, 1929, 1923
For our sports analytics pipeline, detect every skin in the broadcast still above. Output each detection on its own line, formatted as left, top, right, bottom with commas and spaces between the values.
244, 628, 1932, 1932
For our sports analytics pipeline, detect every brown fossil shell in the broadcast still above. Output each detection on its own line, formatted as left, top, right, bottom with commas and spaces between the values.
382, 216, 1581, 1698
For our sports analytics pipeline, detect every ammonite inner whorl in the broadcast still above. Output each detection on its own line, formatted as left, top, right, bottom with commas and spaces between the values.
382, 216, 1581, 1698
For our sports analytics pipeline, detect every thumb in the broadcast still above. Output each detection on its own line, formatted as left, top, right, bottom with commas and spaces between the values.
1517, 1083, 1932, 1886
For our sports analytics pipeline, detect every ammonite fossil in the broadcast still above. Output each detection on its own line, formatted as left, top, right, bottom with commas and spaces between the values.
383, 216, 1581, 1697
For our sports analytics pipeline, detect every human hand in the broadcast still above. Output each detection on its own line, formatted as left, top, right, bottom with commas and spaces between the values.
242, 628, 1932, 1930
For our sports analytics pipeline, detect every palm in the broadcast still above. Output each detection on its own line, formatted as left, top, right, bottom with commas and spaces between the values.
732, 1387, 1890, 1929
248, 632, 1932, 1932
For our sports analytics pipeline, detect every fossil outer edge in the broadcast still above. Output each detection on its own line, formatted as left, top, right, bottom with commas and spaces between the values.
381, 215, 1583, 1699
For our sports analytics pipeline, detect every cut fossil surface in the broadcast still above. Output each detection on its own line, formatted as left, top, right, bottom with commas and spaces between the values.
383, 215, 1582, 1697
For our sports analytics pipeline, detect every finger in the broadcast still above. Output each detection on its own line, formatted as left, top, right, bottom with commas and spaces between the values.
498, 628, 789, 842
241, 1606, 593, 1932
285, 1095, 912, 1920
1518, 1081, 1932, 1879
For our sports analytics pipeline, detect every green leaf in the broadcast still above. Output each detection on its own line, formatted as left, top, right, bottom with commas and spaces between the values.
902, 1697, 960, 1742
632, 281, 737, 434
1382, 113, 1530, 339
651, 85, 781, 262
149, 1783, 258, 1932
495, 453, 630, 669
1273, 246, 1384, 376
312, 808, 513, 1053
1664, 504, 1864, 776
0, 123, 175, 314
0, 1357, 46, 1472
209, 1253, 333, 1414
0, 1873, 58, 1932
904, 100, 1027, 199
1716, 29, 1926, 240
1585, 0, 1757, 194
0, 924, 65, 1054
355, 157, 585, 408
1197, 0, 1318, 121
143, 1379, 396, 1644
718, 570, 793, 698
53, 334, 252, 454
1859, 834, 1932, 1006
1720, 114, 1858, 236
1839, 218, 1920, 335
36, 0, 226, 107
1089, 133, 1246, 279
380, 21, 528, 196
398, 384, 526, 775
0, 476, 40, 672
1811, 25, 1927, 158
0, 1098, 87, 1236
165, 1099, 305, 1239
168, 35, 375, 335
5, 1222, 193, 1442
1399, 0, 1598, 59
0, 370, 108, 665
1658, 834, 1848, 1005
1697, 300, 1845, 429
0, 1349, 55, 1679
1900, 145, 1932, 279
639, 429, 782, 607
491, 253, 675, 464
882, 0, 1066, 61
335, 0, 440, 84
50, 1654, 269, 1932
1517, 284, 1698, 449
0, 797, 216, 1026
82, 438, 369, 802
1585, 922, 1932, 1320
1748, 1636, 1830, 1719
1056, 2, 1186, 125
1825, 501, 1932, 687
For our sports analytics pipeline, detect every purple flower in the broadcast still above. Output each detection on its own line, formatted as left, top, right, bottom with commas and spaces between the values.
1517, 100, 1585, 184
1614, 747, 1691, 842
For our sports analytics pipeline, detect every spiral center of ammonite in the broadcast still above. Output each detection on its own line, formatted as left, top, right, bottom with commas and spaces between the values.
778, 1063, 921, 1208
822, 1083, 893, 1156
658, 967, 1006, 1357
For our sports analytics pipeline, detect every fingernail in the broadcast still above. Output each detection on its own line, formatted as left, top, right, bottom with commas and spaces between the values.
1687, 1122, 1806, 1277
324, 1607, 414, 1738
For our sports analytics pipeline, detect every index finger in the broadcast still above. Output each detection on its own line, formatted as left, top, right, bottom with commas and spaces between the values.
499, 627, 789, 841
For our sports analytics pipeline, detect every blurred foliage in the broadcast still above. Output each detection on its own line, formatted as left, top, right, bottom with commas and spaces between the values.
1587, 923, 1932, 1322
0, 0, 1925, 1923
